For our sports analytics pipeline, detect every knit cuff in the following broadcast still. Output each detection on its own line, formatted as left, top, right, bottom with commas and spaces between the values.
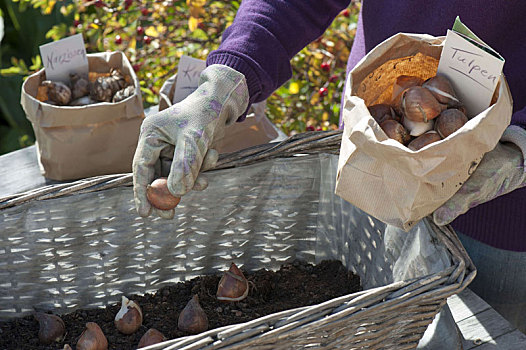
207, 52, 262, 122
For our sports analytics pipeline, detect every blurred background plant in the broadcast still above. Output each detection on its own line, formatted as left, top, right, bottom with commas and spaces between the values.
0, 0, 359, 155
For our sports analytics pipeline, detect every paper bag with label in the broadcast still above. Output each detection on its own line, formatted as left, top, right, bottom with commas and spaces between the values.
335, 32, 512, 231
159, 56, 280, 154
21, 51, 144, 180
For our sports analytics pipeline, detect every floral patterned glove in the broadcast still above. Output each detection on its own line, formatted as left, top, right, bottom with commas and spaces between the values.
133, 65, 249, 218
433, 125, 526, 226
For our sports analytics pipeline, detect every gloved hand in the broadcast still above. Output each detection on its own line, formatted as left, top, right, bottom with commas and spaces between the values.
133, 64, 249, 219
433, 125, 526, 226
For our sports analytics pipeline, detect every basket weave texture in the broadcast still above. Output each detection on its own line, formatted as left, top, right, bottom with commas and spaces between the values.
0, 131, 475, 349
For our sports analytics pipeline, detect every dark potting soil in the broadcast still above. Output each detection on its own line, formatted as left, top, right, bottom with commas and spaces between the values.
0, 260, 361, 350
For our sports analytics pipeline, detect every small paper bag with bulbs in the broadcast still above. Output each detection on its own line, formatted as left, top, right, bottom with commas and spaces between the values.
335, 32, 512, 231
21, 51, 144, 181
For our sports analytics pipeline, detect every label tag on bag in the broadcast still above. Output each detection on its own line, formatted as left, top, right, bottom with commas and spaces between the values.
39, 34, 89, 83
172, 55, 206, 104
437, 18, 504, 118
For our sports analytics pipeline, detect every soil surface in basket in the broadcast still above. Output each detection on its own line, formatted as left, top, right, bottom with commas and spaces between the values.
0, 259, 361, 349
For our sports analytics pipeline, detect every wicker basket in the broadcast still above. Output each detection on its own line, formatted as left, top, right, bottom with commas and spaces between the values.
0, 131, 475, 349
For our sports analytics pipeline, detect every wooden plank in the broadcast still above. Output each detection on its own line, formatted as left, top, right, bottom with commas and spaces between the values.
476, 330, 526, 350
0, 146, 56, 197
447, 289, 491, 323
457, 308, 516, 349
0, 106, 157, 198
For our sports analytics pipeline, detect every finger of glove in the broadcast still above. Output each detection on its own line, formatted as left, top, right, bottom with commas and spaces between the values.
201, 149, 218, 171
133, 135, 165, 217
192, 175, 209, 191
167, 136, 207, 196
153, 207, 175, 220
433, 143, 521, 226
160, 145, 175, 178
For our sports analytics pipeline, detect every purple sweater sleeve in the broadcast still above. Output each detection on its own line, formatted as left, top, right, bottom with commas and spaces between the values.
206, 0, 351, 106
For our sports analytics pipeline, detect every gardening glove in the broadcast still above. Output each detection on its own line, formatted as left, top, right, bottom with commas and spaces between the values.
133, 64, 249, 219
433, 125, 526, 226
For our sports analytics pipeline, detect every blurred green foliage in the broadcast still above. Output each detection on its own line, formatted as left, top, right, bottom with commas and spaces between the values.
0, 0, 359, 155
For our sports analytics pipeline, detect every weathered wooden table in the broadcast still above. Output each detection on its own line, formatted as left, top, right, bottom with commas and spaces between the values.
1, 144, 525, 349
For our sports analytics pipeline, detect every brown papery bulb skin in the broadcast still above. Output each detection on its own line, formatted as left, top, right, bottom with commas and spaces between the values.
76, 322, 108, 350
33, 312, 66, 345
146, 177, 181, 210
435, 109, 468, 138
178, 295, 209, 334
41, 80, 72, 105
138, 328, 166, 348
216, 262, 250, 302
380, 119, 411, 145
422, 75, 461, 107
115, 296, 143, 335
408, 131, 442, 151
402, 86, 445, 123
70, 73, 90, 100
368, 104, 398, 124
392, 75, 424, 114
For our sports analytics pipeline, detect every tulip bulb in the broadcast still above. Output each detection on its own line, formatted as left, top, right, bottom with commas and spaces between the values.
33, 312, 66, 345
115, 296, 143, 335
138, 328, 166, 348
380, 119, 411, 145
435, 109, 468, 138
76, 322, 108, 350
408, 131, 442, 151
422, 75, 461, 107
368, 104, 398, 124
146, 178, 181, 210
178, 295, 209, 334
216, 262, 249, 302
392, 75, 424, 114
401, 86, 445, 122
402, 117, 434, 137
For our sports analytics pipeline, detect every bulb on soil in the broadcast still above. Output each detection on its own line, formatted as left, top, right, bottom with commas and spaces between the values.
114, 296, 143, 335
178, 295, 209, 334
76, 322, 108, 350
216, 262, 249, 302
138, 328, 166, 348
33, 312, 66, 345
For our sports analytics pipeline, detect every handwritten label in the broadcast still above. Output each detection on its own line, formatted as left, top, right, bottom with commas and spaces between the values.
437, 30, 504, 117
172, 55, 207, 104
39, 34, 89, 83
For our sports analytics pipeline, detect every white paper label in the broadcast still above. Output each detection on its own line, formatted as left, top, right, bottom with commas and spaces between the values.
437, 30, 504, 117
172, 55, 207, 104
39, 34, 89, 83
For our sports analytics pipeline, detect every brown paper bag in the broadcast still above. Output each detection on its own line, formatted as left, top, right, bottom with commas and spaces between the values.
21, 51, 144, 180
159, 74, 279, 154
335, 33, 513, 231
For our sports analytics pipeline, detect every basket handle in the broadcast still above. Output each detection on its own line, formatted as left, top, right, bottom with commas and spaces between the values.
0, 130, 342, 210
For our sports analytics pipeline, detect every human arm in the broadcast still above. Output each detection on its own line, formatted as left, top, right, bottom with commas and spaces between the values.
207, 0, 352, 113
133, 0, 351, 218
